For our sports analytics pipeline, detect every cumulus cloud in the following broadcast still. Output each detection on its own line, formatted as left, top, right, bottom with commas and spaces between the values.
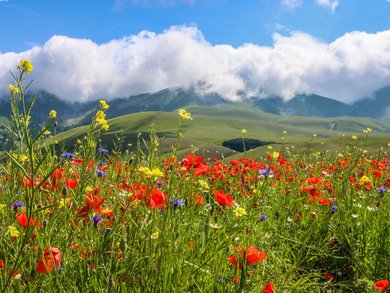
281, 0, 303, 10
316, 0, 339, 11
1, 26, 390, 104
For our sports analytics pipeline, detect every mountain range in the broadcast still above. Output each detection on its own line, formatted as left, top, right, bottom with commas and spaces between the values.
1, 86, 390, 130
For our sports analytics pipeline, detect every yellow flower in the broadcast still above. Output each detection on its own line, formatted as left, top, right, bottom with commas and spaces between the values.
17, 59, 33, 74
9, 84, 20, 94
198, 179, 209, 190
151, 168, 164, 178
99, 100, 109, 110
85, 186, 94, 192
272, 151, 280, 159
58, 197, 71, 208
241, 129, 247, 134
0, 203, 6, 211
151, 231, 160, 239
49, 110, 57, 118
8, 225, 20, 237
13, 154, 28, 162
234, 207, 247, 218
359, 175, 371, 185
95, 110, 106, 120
178, 109, 192, 120
352, 135, 358, 140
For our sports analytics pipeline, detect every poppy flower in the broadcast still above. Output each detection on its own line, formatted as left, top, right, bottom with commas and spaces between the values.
36, 247, 62, 274
263, 282, 275, 293
374, 279, 389, 291
246, 246, 267, 264
213, 190, 235, 206
65, 178, 77, 189
16, 212, 35, 227
0, 259, 4, 269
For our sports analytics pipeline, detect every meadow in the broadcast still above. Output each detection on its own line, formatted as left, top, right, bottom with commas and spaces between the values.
0, 61, 389, 292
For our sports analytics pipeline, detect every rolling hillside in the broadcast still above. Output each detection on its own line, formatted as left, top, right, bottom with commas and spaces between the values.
50, 105, 390, 158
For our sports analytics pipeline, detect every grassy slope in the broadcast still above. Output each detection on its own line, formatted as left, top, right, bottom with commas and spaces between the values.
52, 106, 390, 157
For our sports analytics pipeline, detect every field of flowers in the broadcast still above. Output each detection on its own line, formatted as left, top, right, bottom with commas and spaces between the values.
0, 61, 389, 292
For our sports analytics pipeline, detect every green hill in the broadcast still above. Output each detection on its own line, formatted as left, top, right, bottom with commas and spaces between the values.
51, 106, 390, 158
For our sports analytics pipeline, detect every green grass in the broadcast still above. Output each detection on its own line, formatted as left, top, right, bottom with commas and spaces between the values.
50, 107, 390, 159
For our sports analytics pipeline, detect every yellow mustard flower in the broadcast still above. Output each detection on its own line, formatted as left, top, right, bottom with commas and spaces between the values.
234, 207, 247, 218
17, 59, 33, 74
49, 110, 57, 118
178, 109, 192, 120
99, 100, 109, 110
9, 84, 20, 94
8, 225, 20, 237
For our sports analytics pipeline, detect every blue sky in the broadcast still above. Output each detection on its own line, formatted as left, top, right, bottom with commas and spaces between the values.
1, 0, 389, 52
1, 0, 390, 103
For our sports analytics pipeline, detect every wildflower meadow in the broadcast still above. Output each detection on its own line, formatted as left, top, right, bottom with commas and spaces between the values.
0, 61, 389, 292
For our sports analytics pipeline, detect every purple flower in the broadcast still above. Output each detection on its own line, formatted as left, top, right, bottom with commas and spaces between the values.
260, 212, 269, 221
170, 198, 185, 208
61, 152, 75, 158
90, 216, 103, 226
95, 169, 107, 177
331, 205, 338, 213
376, 187, 386, 193
156, 180, 164, 187
259, 168, 274, 176
12, 201, 25, 211
98, 147, 108, 154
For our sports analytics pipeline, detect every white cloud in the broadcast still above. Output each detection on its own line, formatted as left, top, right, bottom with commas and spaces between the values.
281, 0, 303, 10
316, 0, 339, 12
1, 26, 390, 104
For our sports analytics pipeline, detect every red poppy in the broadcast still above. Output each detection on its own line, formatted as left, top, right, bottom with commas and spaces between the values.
146, 189, 167, 209
36, 247, 62, 274
227, 255, 237, 266
194, 194, 204, 206
16, 212, 35, 227
182, 154, 210, 177
71, 158, 84, 165
324, 272, 335, 281
65, 178, 77, 189
374, 279, 389, 291
0, 259, 4, 269
213, 190, 235, 206
263, 282, 275, 293
246, 246, 267, 264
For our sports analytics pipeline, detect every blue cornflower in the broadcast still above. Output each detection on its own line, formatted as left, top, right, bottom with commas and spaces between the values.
98, 147, 108, 154
101, 228, 111, 234
156, 180, 164, 187
61, 152, 75, 158
2, 185, 7, 189
170, 198, 185, 208
90, 216, 103, 227
331, 205, 338, 213
260, 212, 269, 221
12, 201, 25, 211
376, 187, 387, 193
259, 168, 274, 176
95, 169, 107, 177
97, 161, 106, 166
